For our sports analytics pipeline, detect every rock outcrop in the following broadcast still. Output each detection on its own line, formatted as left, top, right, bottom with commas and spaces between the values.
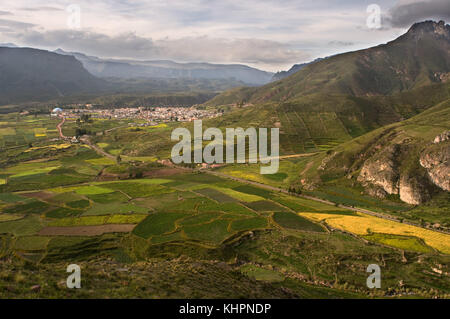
357, 144, 400, 195
399, 175, 431, 205
357, 131, 449, 205
420, 135, 450, 191
432, 130, 450, 144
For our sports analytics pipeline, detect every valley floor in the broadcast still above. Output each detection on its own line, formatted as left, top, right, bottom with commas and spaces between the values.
0, 114, 449, 298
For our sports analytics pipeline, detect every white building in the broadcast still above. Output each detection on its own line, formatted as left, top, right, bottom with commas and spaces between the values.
51, 107, 63, 117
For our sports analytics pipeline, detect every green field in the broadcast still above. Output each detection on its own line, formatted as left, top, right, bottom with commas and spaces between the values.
272, 212, 325, 232
0, 112, 449, 299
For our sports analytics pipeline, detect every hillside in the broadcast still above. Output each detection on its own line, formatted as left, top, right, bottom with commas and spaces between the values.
0, 47, 107, 104
204, 81, 450, 155
298, 99, 450, 209
271, 58, 324, 81
206, 20, 450, 107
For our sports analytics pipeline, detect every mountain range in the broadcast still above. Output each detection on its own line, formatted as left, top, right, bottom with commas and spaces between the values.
203, 20, 450, 206
0, 46, 276, 104
207, 20, 450, 107
54, 49, 273, 85
0, 47, 107, 105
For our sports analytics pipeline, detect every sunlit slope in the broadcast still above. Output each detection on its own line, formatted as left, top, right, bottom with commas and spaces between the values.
206, 21, 450, 108
205, 82, 450, 155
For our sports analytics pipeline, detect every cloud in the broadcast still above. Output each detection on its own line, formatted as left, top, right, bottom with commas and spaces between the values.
16, 30, 159, 59
0, 18, 35, 30
389, 0, 450, 27
328, 40, 355, 46
12, 29, 309, 69
0, 0, 430, 71
19, 7, 64, 12
155, 37, 309, 65
0, 11, 12, 16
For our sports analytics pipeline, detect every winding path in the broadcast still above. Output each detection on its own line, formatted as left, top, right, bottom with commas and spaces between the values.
56, 116, 66, 139
79, 136, 116, 160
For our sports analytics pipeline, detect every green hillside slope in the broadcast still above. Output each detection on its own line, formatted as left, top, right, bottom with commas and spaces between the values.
295, 99, 449, 222
205, 82, 450, 155
206, 21, 450, 108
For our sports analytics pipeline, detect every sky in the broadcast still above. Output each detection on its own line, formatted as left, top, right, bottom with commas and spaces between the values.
0, 0, 449, 72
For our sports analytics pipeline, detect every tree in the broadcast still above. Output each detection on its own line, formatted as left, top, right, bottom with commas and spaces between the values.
79, 114, 93, 124
75, 128, 87, 138
116, 155, 122, 164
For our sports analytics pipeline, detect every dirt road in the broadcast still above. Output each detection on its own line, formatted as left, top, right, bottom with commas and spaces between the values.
56, 116, 66, 139
79, 136, 116, 160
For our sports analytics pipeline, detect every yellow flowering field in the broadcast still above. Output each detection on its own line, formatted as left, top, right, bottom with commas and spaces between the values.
299, 212, 450, 254
24, 144, 72, 153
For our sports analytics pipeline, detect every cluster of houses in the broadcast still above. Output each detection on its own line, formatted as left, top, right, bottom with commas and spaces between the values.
54, 106, 221, 123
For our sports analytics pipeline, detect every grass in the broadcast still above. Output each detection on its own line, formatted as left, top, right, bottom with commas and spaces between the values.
178, 212, 221, 226
183, 219, 231, 244
0, 193, 28, 203
273, 212, 325, 232
99, 182, 173, 198
9, 167, 59, 178
66, 200, 91, 209
150, 231, 185, 245
230, 217, 269, 232
133, 212, 187, 238
48, 214, 147, 227
211, 186, 264, 202
240, 264, 284, 283
273, 194, 346, 212
83, 203, 148, 216
0, 215, 44, 236
86, 191, 129, 204
34, 128, 47, 137
244, 200, 288, 212
14, 236, 50, 251
0, 127, 15, 135
195, 188, 238, 203
0, 214, 24, 222
46, 207, 81, 218
24, 144, 71, 153
363, 233, 434, 253
75, 186, 115, 195
232, 185, 274, 198
85, 158, 116, 165
3, 200, 53, 215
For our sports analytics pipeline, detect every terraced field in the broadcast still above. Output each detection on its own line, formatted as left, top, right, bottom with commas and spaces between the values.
299, 212, 450, 254
1, 113, 449, 298
1, 162, 448, 257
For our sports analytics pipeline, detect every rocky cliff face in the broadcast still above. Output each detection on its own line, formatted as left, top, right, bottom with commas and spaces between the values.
399, 175, 432, 205
357, 131, 450, 205
357, 144, 400, 196
420, 132, 450, 192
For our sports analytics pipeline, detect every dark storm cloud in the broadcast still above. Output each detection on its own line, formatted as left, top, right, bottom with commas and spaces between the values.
389, 0, 450, 28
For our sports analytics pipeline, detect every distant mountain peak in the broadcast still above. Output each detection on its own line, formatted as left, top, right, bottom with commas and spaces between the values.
406, 20, 449, 38
0, 43, 17, 48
